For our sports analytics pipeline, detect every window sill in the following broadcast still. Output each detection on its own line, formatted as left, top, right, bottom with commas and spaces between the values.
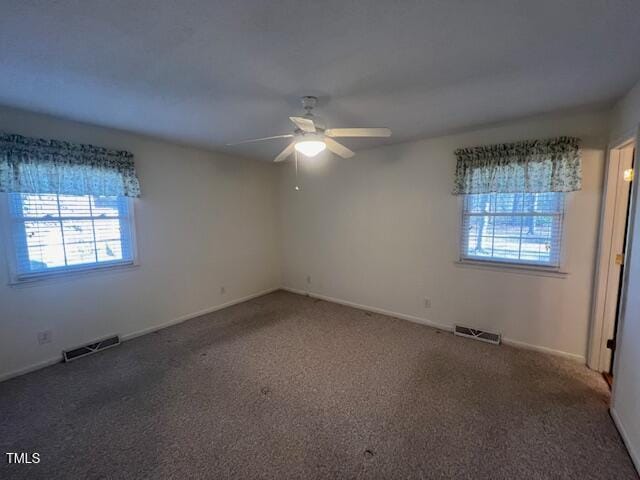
8, 261, 139, 287
454, 259, 569, 278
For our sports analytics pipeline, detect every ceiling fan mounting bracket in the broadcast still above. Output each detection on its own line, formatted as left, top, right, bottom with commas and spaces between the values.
301, 96, 318, 114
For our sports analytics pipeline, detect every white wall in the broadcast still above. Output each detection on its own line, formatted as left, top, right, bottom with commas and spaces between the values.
279, 111, 609, 360
0, 106, 281, 380
610, 78, 640, 144
610, 80, 640, 471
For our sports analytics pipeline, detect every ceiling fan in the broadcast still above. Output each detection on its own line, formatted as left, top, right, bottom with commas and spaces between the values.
227, 96, 391, 162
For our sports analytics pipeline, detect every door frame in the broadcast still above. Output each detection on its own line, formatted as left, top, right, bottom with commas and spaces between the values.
588, 137, 635, 371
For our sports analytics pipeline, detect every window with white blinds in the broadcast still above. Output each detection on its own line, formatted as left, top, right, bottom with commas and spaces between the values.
4, 193, 136, 280
460, 192, 565, 268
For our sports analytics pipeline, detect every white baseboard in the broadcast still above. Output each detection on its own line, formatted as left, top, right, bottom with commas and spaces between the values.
610, 407, 640, 474
0, 287, 279, 383
282, 286, 585, 363
0, 356, 63, 383
500, 337, 585, 363
282, 286, 454, 332
120, 287, 279, 342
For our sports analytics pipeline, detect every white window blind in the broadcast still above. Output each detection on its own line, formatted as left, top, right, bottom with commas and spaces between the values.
5, 193, 135, 280
460, 192, 565, 267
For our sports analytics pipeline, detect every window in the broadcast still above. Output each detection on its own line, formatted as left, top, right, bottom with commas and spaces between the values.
460, 192, 565, 268
2, 193, 136, 281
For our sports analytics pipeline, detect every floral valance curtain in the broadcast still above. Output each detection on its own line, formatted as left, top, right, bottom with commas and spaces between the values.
0, 132, 141, 197
452, 136, 581, 195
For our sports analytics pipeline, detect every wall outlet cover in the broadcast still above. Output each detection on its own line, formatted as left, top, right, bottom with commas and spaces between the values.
37, 330, 52, 345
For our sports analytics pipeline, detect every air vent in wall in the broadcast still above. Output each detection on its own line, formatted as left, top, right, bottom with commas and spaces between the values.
454, 325, 501, 345
63, 335, 120, 362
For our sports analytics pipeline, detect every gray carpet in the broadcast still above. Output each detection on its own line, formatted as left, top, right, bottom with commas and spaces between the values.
0, 290, 636, 479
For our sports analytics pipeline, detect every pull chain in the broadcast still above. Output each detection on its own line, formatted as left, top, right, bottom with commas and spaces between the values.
294, 150, 301, 191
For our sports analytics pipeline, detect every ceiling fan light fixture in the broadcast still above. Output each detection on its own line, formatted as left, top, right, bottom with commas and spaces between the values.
295, 139, 326, 157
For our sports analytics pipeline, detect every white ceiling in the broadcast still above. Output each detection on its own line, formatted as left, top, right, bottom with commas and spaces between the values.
1, 1, 640, 159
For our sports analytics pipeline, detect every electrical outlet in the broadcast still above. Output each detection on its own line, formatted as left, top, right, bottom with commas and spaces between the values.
424, 298, 431, 309
220, 286, 226, 295
306, 275, 312, 285
37, 330, 52, 345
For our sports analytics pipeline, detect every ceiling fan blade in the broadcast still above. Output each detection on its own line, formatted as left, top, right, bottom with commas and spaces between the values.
289, 116, 316, 133
274, 142, 296, 162
324, 137, 355, 158
325, 128, 391, 138
226, 134, 293, 146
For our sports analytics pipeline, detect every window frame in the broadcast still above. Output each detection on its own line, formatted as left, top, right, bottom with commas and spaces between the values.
0, 193, 139, 285
457, 192, 568, 273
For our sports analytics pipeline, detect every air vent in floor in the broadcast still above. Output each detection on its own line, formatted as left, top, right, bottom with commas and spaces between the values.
63, 335, 120, 362
454, 325, 501, 345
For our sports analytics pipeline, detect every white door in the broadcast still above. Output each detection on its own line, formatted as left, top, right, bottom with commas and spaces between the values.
601, 145, 635, 372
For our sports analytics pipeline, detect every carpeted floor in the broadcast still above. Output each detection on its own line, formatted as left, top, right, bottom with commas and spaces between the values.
0, 290, 636, 479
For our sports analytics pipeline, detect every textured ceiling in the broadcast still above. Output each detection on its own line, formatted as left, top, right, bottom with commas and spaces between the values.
1, 0, 640, 159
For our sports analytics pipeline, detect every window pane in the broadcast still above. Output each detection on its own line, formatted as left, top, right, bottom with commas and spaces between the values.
520, 215, 556, 263
58, 195, 92, 217
465, 194, 492, 213
464, 216, 493, 258
493, 215, 523, 238
492, 215, 523, 260
97, 240, 123, 262
461, 192, 563, 267
60, 218, 97, 266
91, 196, 121, 217
494, 193, 523, 213
94, 218, 124, 262
61, 219, 95, 244
65, 242, 97, 266
13, 194, 59, 218
93, 219, 122, 241
23, 221, 66, 270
